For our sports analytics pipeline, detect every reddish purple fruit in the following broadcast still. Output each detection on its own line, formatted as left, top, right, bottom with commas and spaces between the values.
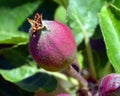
99, 73, 120, 96
28, 13, 77, 72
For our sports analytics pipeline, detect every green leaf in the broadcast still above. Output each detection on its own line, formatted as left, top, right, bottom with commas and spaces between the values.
38, 70, 78, 95
0, 64, 38, 83
42, 74, 57, 92
0, 44, 38, 82
113, 0, 120, 9
16, 72, 57, 92
99, 4, 120, 73
53, 0, 68, 8
0, 44, 29, 69
0, 1, 41, 44
0, 44, 57, 93
54, 6, 67, 23
67, 0, 105, 45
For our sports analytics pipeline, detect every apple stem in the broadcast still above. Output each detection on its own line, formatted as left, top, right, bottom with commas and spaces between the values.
100, 61, 111, 79
73, 15, 97, 80
66, 65, 92, 96
84, 36, 97, 80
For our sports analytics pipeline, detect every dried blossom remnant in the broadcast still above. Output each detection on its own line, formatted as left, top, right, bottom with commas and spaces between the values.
27, 13, 46, 37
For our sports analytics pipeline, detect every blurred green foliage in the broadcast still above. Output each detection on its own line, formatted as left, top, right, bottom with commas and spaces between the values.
0, 0, 120, 95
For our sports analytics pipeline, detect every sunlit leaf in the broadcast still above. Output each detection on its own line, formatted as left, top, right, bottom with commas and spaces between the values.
54, 6, 67, 23
0, 44, 38, 82
0, 1, 41, 44
67, 0, 105, 45
99, 4, 120, 73
0, 64, 38, 82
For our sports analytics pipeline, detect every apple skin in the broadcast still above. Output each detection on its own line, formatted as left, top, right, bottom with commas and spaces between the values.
28, 13, 77, 72
99, 73, 120, 96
